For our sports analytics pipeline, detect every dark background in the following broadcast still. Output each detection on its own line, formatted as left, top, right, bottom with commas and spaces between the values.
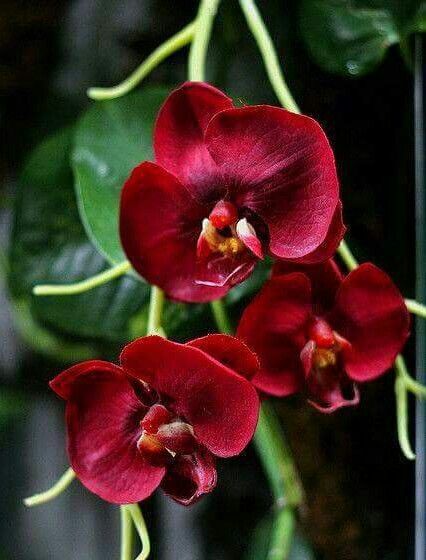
0, 1, 418, 559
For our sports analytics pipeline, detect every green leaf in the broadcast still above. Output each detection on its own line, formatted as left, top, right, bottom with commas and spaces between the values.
72, 87, 169, 264
299, 0, 425, 77
9, 127, 149, 343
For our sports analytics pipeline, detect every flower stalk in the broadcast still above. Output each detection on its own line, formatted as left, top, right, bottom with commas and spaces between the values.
88, 21, 196, 101
126, 504, 151, 560
33, 260, 131, 296
120, 505, 135, 560
188, 0, 222, 81
405, 298, 426, 318
239, 0, 299, 113
337, 240, 359, 271
210, 299, 233, 335
147, 286, 166, 336
254, 402, 303, 559
24, 467, 76, 507
210, 298, 303, 559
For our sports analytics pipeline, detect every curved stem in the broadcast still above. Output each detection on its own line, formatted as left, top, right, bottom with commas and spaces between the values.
121, 506, 134, 560
395, 375, 416, 460
239, 0, 300, 113
395, 354, 426, 398
126, 504, 151, 560
254, 402, 303, 509
188, 0, 221, 81
337, 240, 359, 271
210, 299, 232, 334
24, 467, 76, 507
147, 286, 165, 336
210, 301, 302, 559
88, 22, 196, 100
254, 403, 303, 559
33, 261, 131, 296
405, 298, 426, 319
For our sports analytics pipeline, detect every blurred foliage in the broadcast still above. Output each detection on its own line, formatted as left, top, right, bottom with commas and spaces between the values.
8, 127, 149, 347
300, 0, 425, 76
0, 390, 26, 431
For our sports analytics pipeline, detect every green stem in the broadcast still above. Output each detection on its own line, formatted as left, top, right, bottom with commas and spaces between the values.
210, 299, 232, 334
33, 261, 131, 296
239, 0, 300, 113
24, 467, 76, 507
337, 240, 359, 271
188, 0, 221, 81
395, 374, 416, 460
254, 405, 302, 559
88, 22, 196, 100
268, 508, 296, 560
395, 354, 426, 398
147, 286, 165, 336
210, 301, 302, 559
120, 506, 134, 560
254, 402, 303, 508
126, 504, 151, 560
405, 298, 426, 319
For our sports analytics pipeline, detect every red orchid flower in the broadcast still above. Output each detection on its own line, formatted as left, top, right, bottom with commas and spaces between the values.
119, 81, 345, 303
50, 335, 260, 505
237, 259, 410, 412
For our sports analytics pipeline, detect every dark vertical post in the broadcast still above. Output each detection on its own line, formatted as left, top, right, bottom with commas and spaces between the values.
415, 33, 425, 560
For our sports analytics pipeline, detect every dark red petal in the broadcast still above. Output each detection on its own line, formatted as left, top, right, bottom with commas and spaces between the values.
187, 334, 260, 380
120, 161, 227, 303
306, 373, 360, 413
155, 422, 197, 455
161, 449, 217, 506
50, 360, 123, 400
53, 364, 165, 504
137, 433, 174, 467
195, 250, 256, 288
300, 341, 359, 411
331, 263, 410, 382
154, 81, 233, 200
141, 404, 173, 434
237, 273, 312, 396
120, 336, 260, 457
273, 258, 343, 311
205, 106, 339, 259
308, 317, 335, 348
289, 201, 346, 264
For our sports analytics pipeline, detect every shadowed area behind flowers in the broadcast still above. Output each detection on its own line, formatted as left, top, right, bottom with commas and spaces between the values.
0, 0, 415, 559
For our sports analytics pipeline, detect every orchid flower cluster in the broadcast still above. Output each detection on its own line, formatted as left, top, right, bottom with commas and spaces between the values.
24, 1, 426, 559
46, 79, 410, 507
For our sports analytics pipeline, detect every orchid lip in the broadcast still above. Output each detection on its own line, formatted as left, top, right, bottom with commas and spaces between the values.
194, 260, 250, 287
137, 402, 198, 466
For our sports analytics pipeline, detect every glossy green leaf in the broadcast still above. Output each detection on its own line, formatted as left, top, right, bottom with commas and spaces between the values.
72, 87, 169, 264
9, 127, 149, 343
300, 0, 425, 77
